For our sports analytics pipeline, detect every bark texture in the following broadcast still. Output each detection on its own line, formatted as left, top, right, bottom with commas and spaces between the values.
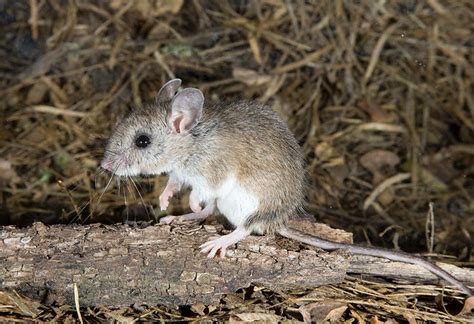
0, 222, 349, 307
0, 221, 472, 307
348, 255, 474, 283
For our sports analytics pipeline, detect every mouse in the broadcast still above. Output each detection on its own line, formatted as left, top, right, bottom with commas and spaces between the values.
101, 78, 473, 296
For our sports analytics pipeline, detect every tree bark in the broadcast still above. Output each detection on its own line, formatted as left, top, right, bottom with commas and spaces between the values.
0, 221, 472, 307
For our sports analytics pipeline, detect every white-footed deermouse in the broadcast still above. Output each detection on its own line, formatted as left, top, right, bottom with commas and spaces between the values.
101, 79, 473, 296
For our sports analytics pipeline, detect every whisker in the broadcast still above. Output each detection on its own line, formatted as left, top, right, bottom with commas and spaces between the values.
105, 149, 120, 156
135, 179, 157, 220
67, 180, 83, 193
68, 201, 91, 224
84, 162, 121, 223
116, 177, 121, 194
96, 168, 106, 175
97, 172, 115, 204
118, 177, 129, 223
58, 180, 82, 222
128, 176, 152, 221
93, 168, 107, 188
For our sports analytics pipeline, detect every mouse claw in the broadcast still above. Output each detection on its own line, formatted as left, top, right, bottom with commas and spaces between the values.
199, 237, 218, 250
200, 228, 250, 258
159, 185, 176, 211
220, 246, 227, 259
159, 197, 170, 211
199, 236, 231, 258
199, 238, 219, 258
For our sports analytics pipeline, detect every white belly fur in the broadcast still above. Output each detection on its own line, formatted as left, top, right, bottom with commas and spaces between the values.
172, 171, 259, 227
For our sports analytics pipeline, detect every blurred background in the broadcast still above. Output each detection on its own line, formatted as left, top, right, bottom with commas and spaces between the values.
1, 0, 473, 262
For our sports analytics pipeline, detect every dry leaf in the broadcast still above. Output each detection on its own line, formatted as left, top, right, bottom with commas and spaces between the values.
456, 296, 474, 316
370, 316, 381, 324
360, 149, 401, 206
0, 290, 42, 317
325, 305, 348, 321
298, 302, 347, 323
230, 313, 283, 323
99, 306, 135, 324
402, 312, 417, 324
369, 316, 399, 323
191, 303, 206, 316
358, 101, 398, 123
350, 308, 366, 323
207, 304, 217, 314
360, 149, 400, 184
363, 173, 410, 210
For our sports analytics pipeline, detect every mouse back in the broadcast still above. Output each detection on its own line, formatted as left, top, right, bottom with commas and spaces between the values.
187, 100, 306, 233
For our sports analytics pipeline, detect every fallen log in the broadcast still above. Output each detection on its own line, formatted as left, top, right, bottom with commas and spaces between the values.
0, 221, 472, 307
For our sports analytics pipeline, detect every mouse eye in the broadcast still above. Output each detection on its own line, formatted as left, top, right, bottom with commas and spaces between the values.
135, 134, 151, 148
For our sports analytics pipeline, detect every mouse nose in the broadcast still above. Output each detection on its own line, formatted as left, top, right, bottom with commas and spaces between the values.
100, 159, 113, 171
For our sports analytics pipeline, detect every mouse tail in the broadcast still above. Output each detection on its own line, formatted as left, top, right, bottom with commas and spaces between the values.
277, 227, 473, 296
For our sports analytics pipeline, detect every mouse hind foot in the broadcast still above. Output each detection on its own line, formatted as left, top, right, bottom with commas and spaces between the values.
200, 227, 251, 258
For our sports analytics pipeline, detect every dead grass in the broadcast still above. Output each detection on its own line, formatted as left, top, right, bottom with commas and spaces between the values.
1, 279, 473, 322
1, 0, 473, 321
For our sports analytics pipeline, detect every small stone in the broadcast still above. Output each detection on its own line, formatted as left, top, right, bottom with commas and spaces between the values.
180, 271, 196, 282
3, 237, 21, 245
83, 267, 98, 277
20, 236, 32, 244
203, 225, 217, 233
93, 251, 107, 257
196, 273, 211, 285
109, 247, 127, 256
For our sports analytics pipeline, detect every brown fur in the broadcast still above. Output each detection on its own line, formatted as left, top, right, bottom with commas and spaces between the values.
190, 101, 305, 234
104, 98, 305, 235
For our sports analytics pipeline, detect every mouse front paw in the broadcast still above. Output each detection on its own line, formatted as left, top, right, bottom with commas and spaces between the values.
159, 191, 173, 211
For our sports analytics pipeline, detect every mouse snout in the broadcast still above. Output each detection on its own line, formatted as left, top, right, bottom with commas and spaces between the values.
100, 158, 114, 171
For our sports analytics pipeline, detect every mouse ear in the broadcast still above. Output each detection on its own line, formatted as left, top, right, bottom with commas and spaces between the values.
156, 79, 182, 102
169, 88, 204, 134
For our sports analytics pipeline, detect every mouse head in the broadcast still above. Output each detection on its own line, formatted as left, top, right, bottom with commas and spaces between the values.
100, 79, 204, 176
